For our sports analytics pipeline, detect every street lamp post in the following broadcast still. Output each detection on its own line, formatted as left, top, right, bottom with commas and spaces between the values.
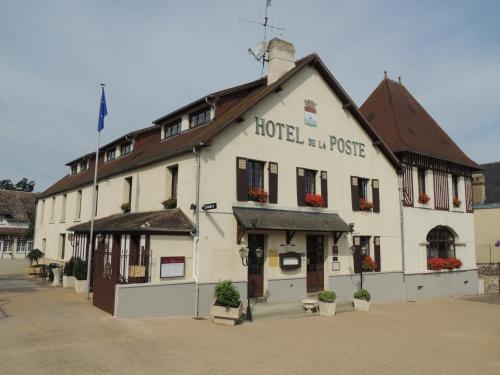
239, 245, 263, 322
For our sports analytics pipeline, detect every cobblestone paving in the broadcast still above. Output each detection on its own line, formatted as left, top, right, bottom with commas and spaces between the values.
0, 278, 499, 375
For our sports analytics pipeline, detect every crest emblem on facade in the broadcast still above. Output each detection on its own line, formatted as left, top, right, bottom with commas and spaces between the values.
304, 99, 317, 127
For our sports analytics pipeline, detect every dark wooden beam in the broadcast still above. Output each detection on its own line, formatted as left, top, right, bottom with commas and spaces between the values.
333, 231, 343, 244
237, 225, 246, 245
286, 230, 296, 245
274, 86, 283, 93
342, 102, 352, 109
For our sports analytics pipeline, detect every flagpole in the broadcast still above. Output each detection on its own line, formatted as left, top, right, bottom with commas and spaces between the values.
86, 83, 105, 300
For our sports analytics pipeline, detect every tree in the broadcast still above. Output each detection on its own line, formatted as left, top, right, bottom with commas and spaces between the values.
14, 178, 35, 192
0, 178, 35, 192
0, 179, 15, 190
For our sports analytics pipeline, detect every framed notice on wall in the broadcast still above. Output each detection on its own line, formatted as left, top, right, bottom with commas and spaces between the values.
160, 256, 185, 278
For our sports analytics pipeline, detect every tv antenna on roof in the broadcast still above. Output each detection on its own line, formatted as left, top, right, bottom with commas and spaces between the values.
239, 0, 286, 75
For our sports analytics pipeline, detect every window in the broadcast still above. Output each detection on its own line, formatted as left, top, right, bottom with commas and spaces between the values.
124, 177, 132, 205
95, 185, 99, 216
60, 194, 67, 222
353, 236, 371, 273
170, 166, 178, 199
79, 161, 88, 172
50, 197, 55, 222
16, 238, 28, 253
75, 190, 82, 219
452, 175, 459, 199
120, 142, 132, 156
247, 160, 264, 191
190, 107, 211, 128
71, 165, 78, 175
418, 168, 426, 195
426, 226, 455, 259
106, 149, 116, 161
163, 120, 182, 139
304, 169, 316, 194
358, 178, 368, 199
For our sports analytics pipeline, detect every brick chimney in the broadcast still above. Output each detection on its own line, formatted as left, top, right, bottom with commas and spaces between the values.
267, 38, 296, 85
472, 173, 486, 205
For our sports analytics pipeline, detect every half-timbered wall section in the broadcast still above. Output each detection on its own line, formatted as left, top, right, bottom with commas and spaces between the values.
401, 164, 414, 207
433, 171, 449, 210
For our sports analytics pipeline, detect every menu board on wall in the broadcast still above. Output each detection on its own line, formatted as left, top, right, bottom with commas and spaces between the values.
160, 256, 185, 278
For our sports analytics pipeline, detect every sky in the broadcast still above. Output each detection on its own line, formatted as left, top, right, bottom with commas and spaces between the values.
1, 0, 499, 191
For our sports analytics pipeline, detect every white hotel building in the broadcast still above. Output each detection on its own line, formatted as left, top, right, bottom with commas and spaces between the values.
34, 39, 479, 317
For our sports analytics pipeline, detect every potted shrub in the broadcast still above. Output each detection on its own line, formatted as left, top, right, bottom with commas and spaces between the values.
418, 193, 431, 204
162, 198, 177, 209
361, 256, 378, 272
305, 193, 324, 207
120, 202, 131, 213
63, 257, 76, 288
73, 257, 88, 294
453, 197, 461, 208
26, 248, 44, 266
209, 280, 243, 326
318, 290, 337, 317
359, 198, 374, 211
248, 188, 268, 203
353, 289, 371, 312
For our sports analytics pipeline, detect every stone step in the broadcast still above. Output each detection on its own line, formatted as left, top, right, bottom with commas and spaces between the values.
250, 300, 354, 320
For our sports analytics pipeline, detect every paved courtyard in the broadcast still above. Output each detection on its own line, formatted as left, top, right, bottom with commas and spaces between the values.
0, 271, 499, 375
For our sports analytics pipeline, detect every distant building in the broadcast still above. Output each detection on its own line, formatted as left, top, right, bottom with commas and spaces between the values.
0, 190, 37, 259
473, 162, 500, 263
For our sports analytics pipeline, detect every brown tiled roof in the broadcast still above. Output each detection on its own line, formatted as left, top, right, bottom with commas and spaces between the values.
68, 208, 193, 233
41, 54, 401, 198
0, 190, 37, 222
360, 78, 480, 170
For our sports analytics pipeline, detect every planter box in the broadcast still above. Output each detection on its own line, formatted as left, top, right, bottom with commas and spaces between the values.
74, 279, 88, 294
209, 302, 243, 326
354, 298, 370, 312
318, 301, 336, 317
63, 275, 75, 288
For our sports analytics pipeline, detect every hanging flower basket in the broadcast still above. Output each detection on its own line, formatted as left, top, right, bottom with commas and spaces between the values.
427, 257, 462, 271
359, 198, 373, 211
453, 197, 461, 207
361, 255, 378, 272
305, 193, 324, 207
248, 188, 269, 203
418, 193, 431, 204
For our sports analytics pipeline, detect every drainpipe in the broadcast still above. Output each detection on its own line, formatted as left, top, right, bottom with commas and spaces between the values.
191, 143, 203, 318
398, 174, 407, 298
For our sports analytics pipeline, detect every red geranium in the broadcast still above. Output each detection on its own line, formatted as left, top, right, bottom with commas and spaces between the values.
418, 193, 431, 204
305, 193, 324, 207
427, 257, 462, 271
359, 198, 374, 211
453, 197, 461, 207
248, 188, 269, 203
361, 255, 378, 272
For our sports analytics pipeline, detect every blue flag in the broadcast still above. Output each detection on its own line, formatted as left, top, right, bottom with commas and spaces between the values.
97, 86, 108, 132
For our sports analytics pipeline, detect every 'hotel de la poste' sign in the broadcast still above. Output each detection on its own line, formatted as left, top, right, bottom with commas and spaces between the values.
254, 116, 367, 158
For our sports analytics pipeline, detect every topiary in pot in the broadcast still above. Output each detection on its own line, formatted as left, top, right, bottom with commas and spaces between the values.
73, 257, 88, 281
354, 289, 371, 312
26, 248, 44, 266
64, 257, 75, 276
318, 290, 337, 317
210, 280, 243, 325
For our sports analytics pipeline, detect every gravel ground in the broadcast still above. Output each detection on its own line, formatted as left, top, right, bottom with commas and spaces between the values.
0, 278, 499, 375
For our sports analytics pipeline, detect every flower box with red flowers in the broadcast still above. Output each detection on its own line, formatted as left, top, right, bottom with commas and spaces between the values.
248, 188, 269, 203
453, 197, 461, 207
361, 255, 378, 272
427, 257, 462, 271
305, 193, 324, 207
359, 198, 374, 211
418, 193, 431, 204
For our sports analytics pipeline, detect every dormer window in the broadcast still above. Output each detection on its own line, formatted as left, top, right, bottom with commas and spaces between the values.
71, 165, 78, 175
120, 142, 132, 156
79, 161, 88, 172
190, 107, 211, 128
163, 119, 182, 139
106, 149, 116, 162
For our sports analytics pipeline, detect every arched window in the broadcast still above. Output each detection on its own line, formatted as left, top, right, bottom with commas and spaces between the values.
426, 226, 455, 259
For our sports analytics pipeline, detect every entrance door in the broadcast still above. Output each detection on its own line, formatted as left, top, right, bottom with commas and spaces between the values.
306, 235, 324, 292
247, 234, 265, 298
